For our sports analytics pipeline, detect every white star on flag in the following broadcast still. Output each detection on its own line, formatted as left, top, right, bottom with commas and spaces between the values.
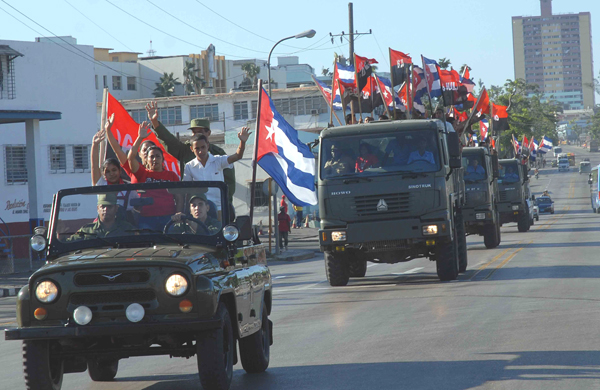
265, 121, 277, 141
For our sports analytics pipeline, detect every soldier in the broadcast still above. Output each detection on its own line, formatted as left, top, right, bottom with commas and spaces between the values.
170, 194, 222, 235
68, 194, 135, 241
145, 101, 236, 203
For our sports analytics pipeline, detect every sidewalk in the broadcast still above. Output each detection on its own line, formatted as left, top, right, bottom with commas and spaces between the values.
259, 227, 320, 262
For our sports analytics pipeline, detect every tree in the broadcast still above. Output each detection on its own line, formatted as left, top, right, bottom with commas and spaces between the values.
241, 63, 261, 89
183, 61, 205, 95
321, 67, 332, 77
153, 72, 181, 97
438, 58, 451, 70
459, 64, 471, 75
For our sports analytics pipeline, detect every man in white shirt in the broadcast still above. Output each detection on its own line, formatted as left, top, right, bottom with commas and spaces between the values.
183, 128, 250, 215
407, 137, 435, 165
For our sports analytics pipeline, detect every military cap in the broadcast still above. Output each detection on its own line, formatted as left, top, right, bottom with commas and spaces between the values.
97, 193, 118, 206
188, 118, 211, 131
189, 193, 208, 204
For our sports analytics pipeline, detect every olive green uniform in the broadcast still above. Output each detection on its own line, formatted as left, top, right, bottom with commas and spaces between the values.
171, 216, 222, 235
152, 121, 235, 201
67, 219, 136, 241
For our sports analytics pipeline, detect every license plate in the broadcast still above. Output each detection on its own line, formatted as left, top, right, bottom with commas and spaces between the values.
476, 213, 486, 220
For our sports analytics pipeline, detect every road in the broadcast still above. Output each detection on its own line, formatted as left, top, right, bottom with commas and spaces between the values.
3, 145, 600, 389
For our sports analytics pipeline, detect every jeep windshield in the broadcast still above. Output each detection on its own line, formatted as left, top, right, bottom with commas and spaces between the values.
49, 181, 229, 254
498, 162, 520, 184
320, 130, 441, 180
462, 154, 487, 183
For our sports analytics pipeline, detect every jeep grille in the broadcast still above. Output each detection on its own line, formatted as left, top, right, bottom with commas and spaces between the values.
70, 290, 156, 305
74, 270, 150, 286
354, 192, 410, 216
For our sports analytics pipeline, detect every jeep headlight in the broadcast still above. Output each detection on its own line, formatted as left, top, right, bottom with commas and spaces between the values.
422, 225, 438, 235
331, 231, 346, 241
35, 280, 59, 303
222, 225, 239, 242
30, 235, 47, 252
165, 274, 188, 296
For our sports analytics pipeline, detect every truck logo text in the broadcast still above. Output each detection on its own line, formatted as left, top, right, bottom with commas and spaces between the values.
408, 184, 432, 189
330, 191, 351, 196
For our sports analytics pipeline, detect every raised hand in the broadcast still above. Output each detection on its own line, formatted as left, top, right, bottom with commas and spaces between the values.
146, 101, 159, 123
92, 129, 106, 145
238, 126, 251, 143
138, 121, 152, 139
104, 113, 115, 132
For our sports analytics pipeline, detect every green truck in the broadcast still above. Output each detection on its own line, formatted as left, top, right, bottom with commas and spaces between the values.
317, 119, 467, 286
498, 159, 533, 232
462, 147, 501, 248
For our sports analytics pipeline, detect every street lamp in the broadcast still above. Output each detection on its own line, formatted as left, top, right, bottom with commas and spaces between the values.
267, 29, 316, 97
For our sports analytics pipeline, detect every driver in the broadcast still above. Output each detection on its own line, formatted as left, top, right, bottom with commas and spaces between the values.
170, 194, 221, 235
68, 194, 135, 241
504, 166, 519, 180
466, 159, 485, 175
407, 137, 435, 165
323, 145, 353, 176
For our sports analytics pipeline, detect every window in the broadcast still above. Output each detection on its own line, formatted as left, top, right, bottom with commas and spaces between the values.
112, 56, 119, 62
49, 145, 67, 172
158, 106, 182, 125
190, 104, 219, 121
95, 75, 98, 90
4, 146, 27, 184
128, 109, 146, 124
112, 76, 122, 90
73, 145, 89, 171
250, 181, 269, 207
127, 77, 136, 91
234, 101, 249, 120
103, 75, 108, 88
251, 100, 258, 118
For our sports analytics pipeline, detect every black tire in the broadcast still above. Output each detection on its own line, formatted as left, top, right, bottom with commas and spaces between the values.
455, 212, 468, 273
496, 215, 502, 245
197, 303, 234, 390
22, 340, 64, 390
348, 254, 367, 278
324, 251, 349, 286
436, 234, 459, 281
239, 303, 270, 374
87, 358, 118, 381
483, 223, 500, 249
517, 210, 529, 232
536, 215, 539, 221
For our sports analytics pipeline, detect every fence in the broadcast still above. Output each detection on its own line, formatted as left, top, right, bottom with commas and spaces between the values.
0, 234, 42, 274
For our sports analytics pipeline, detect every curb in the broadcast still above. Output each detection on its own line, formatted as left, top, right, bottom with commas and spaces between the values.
0, 287, 20, 297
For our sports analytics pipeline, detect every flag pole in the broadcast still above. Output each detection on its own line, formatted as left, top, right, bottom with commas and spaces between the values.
354, 53, 363, 122
249, 79, 264, 231
465, 88, 485, 135
312, 74, 342, 126
405, 65, 411, 119
389, 48, 397, 119
421, 55, 434, 119
489, 100, 494, 148
373, 73, 391, 118
407, 64, 413, 119
99, 88, 108, 165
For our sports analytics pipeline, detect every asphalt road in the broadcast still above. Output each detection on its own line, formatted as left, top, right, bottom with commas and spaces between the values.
3, 145, 600, 390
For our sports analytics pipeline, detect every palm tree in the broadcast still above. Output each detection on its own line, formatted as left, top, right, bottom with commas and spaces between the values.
183, 61, 205, 95
459, 64, 472, 76
438, 58, 451, 70
153, 72, 181, 97
241, 63, 261, 89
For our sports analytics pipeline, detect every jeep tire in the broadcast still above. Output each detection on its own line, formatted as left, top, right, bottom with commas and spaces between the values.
325, 251, 350, 286
87, 358, 118, 382
239, 303, 270, 374
197, 302, 234, 390
22, 340, 64, 390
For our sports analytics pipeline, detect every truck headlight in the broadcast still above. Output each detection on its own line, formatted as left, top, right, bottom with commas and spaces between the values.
422, 225, 438, 235
512, 205, 520, 211
331, 231, 346, 241
35, 280, 59, 303
165, 274, 188, 296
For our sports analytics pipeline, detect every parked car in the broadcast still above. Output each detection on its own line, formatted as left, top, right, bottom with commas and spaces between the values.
535, 196, 555, 214
533, 203, 540, 221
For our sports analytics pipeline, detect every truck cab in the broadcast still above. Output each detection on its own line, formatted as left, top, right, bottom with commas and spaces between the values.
498, 159, 533, 232
318, 119, 467, 286
462, 147, 501, 248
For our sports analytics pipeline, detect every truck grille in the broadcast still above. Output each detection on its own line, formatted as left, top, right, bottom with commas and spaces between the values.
354, 193, 410, 216
74, 270, 150, 286
361, 240, 410, 252
70, 290, 156, 305
499, 190, 508, 202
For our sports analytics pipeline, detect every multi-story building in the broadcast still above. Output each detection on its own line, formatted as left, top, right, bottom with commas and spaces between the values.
512, 0, 594, 109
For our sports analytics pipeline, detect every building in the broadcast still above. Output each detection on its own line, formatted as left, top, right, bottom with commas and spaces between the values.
512, 0, 595, 110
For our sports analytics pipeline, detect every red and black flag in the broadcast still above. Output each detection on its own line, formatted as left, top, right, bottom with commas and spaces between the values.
439, 68, 462, 106
389, 49, 412, 87
354, 54, 378, 92
492, 103, 509, 131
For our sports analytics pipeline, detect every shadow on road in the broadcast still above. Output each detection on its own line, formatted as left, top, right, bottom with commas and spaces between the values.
111, 350, 600, 390
485, 265, 600, 281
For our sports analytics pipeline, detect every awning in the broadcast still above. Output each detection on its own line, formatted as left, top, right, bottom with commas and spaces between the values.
0, 110, 61, 125
0, 45, 24, 61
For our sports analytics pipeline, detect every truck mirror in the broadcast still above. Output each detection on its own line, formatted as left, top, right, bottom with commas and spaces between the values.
491, 155, 499, 178
449, 157, 462, 169
235, 216, 253, 241
447, 132, 460, 158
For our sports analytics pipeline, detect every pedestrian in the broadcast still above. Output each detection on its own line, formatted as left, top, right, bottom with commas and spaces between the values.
145, 101, 236, 204
293, 204, 304, 228
280, 195, 288, 214
182, 128, 250, 220
278, 206, 291, 251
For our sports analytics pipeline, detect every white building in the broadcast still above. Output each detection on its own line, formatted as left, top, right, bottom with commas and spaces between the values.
0, 37, 97, 245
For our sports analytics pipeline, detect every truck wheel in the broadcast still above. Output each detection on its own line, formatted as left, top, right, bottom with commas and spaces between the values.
517, 211, 529, 232
239, 303, 270, 374
348, 254, 367, 277
483, 223, 500, 249
456, 212, 468, 273
436, 236, 459, 281
197, 302, 234, 390
87, 358, 118, 381
496, 216, 502, 245
22, 340, 64, 390
324, 251, 350, 286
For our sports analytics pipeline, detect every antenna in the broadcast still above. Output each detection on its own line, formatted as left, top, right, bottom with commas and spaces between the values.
147, 40, 156, 57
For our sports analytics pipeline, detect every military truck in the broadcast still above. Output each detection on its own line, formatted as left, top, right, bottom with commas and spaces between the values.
498, 159, 533, 232
590, 139, 598, 152
462, 147, 501, 248
5, 182, 272, 390
318, 119, 467, 286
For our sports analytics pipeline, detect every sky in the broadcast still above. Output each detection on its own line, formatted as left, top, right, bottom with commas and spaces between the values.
1, 0, 599, 94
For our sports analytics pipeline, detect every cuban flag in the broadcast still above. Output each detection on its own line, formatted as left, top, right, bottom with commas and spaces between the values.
256, 87, 318, 206
539, 136, 553, 153
376, 76, 401, 109
479, 118, 489, 140
312, 76, 343, 111
421, 56, 442, 99
460, 67, 476, 93
412, 66, 427, 114
472, 134, 478, 147
530, 137, 537, 161
335, 62, 355, 88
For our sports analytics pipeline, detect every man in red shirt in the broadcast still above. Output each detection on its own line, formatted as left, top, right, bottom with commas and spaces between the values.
278, 206, 291, 251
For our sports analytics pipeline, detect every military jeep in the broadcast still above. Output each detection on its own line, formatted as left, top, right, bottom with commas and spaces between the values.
4, 181, 272, 390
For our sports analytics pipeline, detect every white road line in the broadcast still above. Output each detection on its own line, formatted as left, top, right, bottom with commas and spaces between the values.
367, 263, 378, 268
273, 276, 287, 280
392, 267, 424, 275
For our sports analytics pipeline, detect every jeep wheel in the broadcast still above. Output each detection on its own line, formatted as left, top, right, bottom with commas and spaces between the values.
239, 303, 270, 374
436, 235, 459, 281
517, 211, 529, 232
324, 251, 350, 286
348, 253, 367, 277
456, 212, 468, 273
22, 340, 64, 390
483, 223, 500, 249
88, 358, 118, 381
197, 302, 234, 390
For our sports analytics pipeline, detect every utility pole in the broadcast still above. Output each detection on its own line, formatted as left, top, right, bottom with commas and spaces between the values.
349, 2, 354, 66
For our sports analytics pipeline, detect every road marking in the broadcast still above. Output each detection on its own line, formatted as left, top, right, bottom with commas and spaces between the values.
367, 263, 378, 268
0, 321, 15, 326
392, 267, 424, 275
273, 276, 287, 280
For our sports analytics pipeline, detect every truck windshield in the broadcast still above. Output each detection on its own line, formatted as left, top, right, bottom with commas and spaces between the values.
499, 163, 520, 183
462, 154, 486, 183
320, 130, 441, 180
